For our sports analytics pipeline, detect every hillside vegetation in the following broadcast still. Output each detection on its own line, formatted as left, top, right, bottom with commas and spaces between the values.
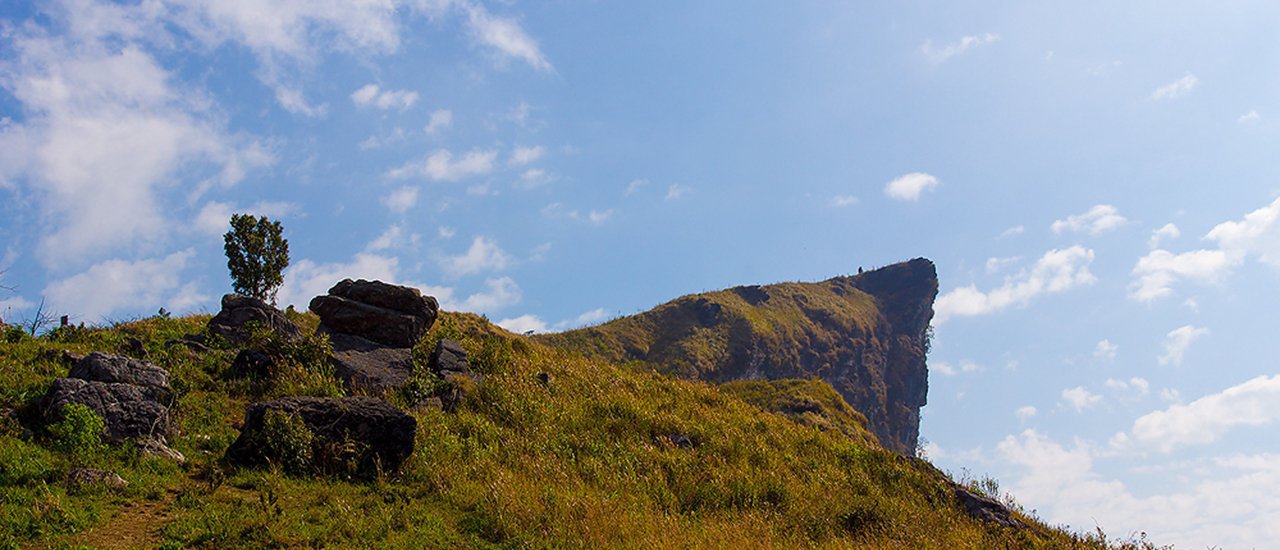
0, 309, 1150, 548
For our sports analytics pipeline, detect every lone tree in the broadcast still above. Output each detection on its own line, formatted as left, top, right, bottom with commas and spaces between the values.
224, 214, 290, 304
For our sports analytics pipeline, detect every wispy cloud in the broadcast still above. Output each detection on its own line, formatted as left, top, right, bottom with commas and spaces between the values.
389, 149, 498, 181
462, 3, 553, 71
1121, 374, 1280, 452
351, 84, 418, 110
830, 195, 859, 207
424, 109, 453, 135
666, 184, 691, 201
1159, 325, 1209, 366
1151, 73, 1199, 100
44, 249, 204, 319
920, 33, 999, 64
508, 145, 546, 166
1061, 386, 1102, 412
1051, 204, 1128, 236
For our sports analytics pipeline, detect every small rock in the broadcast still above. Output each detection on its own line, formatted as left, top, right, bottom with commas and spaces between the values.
208, 294, 302, 345
120, 337, 148, 359
65, 468, 128, 492
135, 437, 186, 463
656, 433, 694, 449
952, 484, 1024, 528
428, 339, 470, 374
228, 349, 275, 379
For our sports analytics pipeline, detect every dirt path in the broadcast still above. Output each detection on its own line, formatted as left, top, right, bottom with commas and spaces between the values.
62, 491, 177, 550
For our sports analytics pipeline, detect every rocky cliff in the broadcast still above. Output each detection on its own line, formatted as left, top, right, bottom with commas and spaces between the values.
541, 258, 937, 454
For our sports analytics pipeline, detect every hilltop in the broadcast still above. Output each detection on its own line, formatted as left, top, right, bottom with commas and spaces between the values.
0, 269, 1154, 548
540, 259, 936, 455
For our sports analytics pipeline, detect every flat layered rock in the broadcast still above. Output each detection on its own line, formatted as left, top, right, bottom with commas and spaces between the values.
310, 279, 437, 348
208, 294, 302, 344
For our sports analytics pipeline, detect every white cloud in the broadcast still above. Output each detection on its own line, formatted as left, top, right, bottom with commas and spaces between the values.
830, 195, 859, 207
508, 145, 545, 166
390, 149, 497, 181
665, 184, 691, 201
1204, 197, 1280, 267
1051, 204, 1127, 236
1128, 249, 1235, 302
517, 168, 551, 188
1061, 386, 1102, 412
277, 252, 403, 309
1126, 375, 1280, 453
933, 360, 981, 376
383, 186, 419, 214
1015, 406, 1038, 422
1093, 339, 1118, 360
194, 200, 299, 236
496, 314, 546, 334
424, 109, 453, 135
437, 226, 456, 240
350, 84, 418, 110
1159, 325, 1209, 366
0, 26, 272, 268
588, 210, 613, 224
44, 249, 203, 320
920, 33, 999, 64
1238, 110, 1261, 124
441, 236, 511, 277
1148, 223, 1181, 249
999, 225, 1025, 238
883, 172, 940, 201
1104, 377, 1150, 395
455, 276, 521, 313
1151, 73, 1199, 100
984, 256, 1021, 274
366, 224, 416, 252
0, 296, 36, 320
462, 3, 553, 71
624, 178, 649, 197
934, 246, 1096, 323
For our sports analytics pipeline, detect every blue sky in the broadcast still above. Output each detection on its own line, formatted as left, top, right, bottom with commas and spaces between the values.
3, 1, 1279, 546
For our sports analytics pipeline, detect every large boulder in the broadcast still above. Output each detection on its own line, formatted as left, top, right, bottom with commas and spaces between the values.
427, 339, 482, 410
68, 352, 170, 400
224, 396, 416, 476
327, 333, 414, 395
208, 294, 302, 344
309, 280, 438, 348
40, 378, 170, 444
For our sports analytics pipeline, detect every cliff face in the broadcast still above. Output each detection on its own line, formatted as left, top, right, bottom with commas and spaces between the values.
541, 258, 938, 455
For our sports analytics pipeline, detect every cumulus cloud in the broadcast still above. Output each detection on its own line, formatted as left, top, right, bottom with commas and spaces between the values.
1204, 197, 1280, 267
1093, 339, 1118, 360
920, 33, 999, 64
495, 313, 545, 334
0, 23, 272, 268
453, 276, 521, 313
1061, 386, 1102, 412
1015, 406, 1038, 422
933, 360, 981, 376
1129, 249, 1235, 302
389, 149, 497, 181
424, 109, 453, 135
497, 307, 610, 334
1159, 325, 1208, 366
883, 172, 940, 201
277, 252, 403, 309
1051, 204, 1127, 236
350, 84, 418, 110
508, 145, 545, 166
1148, 223, 1181, 249
934, 246, 1096, 323
1151, 73, 1199, 100
441, 236, 511, 277
383, 186, 419, 214
194, 200, 299, 236
44, 249, 204, 320
1124, 374, 1280, 452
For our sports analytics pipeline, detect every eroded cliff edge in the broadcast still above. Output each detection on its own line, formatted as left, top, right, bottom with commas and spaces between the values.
540, 258, 938, 455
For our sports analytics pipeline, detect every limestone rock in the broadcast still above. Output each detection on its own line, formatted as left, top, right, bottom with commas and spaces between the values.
224, 396, 416, 476
208, 294, 302, 344
41, 352, 173, 444
328, 333, 414, 395
69, 352, 170, 400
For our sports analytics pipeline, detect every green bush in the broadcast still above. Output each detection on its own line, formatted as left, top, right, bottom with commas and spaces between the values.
258, 410, 313, 475
47, 403, 104, 460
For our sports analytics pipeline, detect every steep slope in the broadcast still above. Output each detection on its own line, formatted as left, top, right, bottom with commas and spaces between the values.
0, 310, 1101, 548
540, 258, 937, 454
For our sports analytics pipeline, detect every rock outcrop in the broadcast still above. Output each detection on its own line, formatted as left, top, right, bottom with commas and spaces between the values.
40, 352, 172, 444
427, 339, 482, 410
540, 258, 938, 455
208, 294, 302, 344
224, 396, 417, 476
309, 279, 438, 394
309, 279, 437, 348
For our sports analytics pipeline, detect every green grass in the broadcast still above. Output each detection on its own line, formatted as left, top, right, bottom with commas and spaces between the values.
0, 312, 1162, 548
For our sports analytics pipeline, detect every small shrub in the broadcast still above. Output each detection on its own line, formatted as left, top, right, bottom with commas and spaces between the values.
47, 403, 104, 460
258, 410, 313, 475
0, 437, 56, 485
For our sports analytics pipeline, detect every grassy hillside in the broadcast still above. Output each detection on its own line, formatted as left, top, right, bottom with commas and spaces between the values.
0, 312, 1149, 548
